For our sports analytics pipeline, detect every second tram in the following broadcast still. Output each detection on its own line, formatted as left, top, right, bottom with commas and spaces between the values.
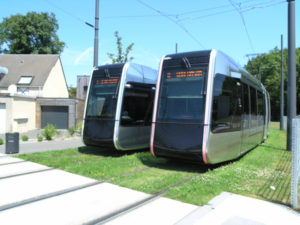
83, 63, 157, 150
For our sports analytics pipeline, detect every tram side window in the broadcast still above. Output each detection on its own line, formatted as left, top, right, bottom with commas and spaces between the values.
242, 83, 250, 129
212, 74, 242, 133
250, 87, 257, 115
250, 87, 257, 127
257, 91, 264, 125
242, 84, 250, 115
121, 83, 155, 126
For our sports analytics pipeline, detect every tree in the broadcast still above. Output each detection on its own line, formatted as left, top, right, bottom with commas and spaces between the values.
107, 31, 134, 63
245, 47, 300, 120
68, 86, 77, 99
0, 12, 65, 54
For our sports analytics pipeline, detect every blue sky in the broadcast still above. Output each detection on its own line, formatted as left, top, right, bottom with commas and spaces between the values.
1, 0, 299, 87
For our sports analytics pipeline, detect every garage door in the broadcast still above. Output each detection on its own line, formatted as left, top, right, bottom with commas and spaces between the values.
0, 103, 6, 133
41, 106, 68, 129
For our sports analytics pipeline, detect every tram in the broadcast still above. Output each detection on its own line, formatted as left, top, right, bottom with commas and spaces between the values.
83, 63, 157, 150
150, 50, 270, 164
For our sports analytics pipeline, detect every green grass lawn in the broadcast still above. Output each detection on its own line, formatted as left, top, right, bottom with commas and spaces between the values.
17, 122, 292, 206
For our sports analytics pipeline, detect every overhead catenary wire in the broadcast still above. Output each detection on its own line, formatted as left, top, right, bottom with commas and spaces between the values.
178, 0, 284, 21
135, 0, 206, 49
178, 0, 268, 16
228, 0, 256, 52
103, 0, 282, 20
43, 0, 94, 28
43, 0, 283, 31
241, 0, 285, 12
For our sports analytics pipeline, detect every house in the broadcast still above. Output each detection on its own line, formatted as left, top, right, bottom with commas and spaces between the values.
0, 54, 68, 97
0, 54, 81, 133
76, 75, 90, 100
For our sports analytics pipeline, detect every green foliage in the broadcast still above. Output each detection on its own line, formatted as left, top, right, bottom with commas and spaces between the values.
21, 135, 29, 141
68, 121, 82, 136
68, 127, 76, 136
42, 124, 57, 140
75, 121, 82, 134
37, 135, 43, 142
0, 12, 65, 54
0, 138, 3, 145
107, 31, 134, 63
68, 86, 77, 99
245, 47, 300, 120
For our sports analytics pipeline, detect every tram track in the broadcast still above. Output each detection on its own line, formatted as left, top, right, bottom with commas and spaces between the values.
0, 156, 199, 224
87, 174, 200, 225
0, 168, 55, 180
0, 160, 26, 166
0, 165, 152, 212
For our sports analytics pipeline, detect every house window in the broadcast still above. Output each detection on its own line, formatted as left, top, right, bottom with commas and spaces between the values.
83, 85, 88, 92
17, 87, 29, 94
18, 76, 33, 85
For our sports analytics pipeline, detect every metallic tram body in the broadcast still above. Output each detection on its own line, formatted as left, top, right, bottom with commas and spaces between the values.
83, 63, 157, 150
151, 50, 270, 164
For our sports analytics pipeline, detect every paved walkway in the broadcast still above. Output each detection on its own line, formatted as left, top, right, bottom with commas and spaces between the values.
0, 154, 197, 225
0, 142, 299, 224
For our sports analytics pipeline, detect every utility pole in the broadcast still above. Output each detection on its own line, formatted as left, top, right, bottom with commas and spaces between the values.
280, 34, 285, 130
175, 43, 178, 53
93, 0, 99, 67
287, 0, 297, 150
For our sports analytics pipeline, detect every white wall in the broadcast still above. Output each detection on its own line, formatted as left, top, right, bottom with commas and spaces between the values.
0, 98, 13, 133
0, 96, 36, 133
43, 59, 69, 98
0, 103, 6, 133
11, 97, 36, 133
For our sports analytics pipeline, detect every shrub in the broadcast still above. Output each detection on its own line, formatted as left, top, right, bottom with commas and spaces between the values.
0, 138, 3, 145
75, 121, 82, 134
21, 135, 29, 141
68, 121, 83, 136
68, 127, 76, 136
42, 124, 57, 140
37, 135, 43, 142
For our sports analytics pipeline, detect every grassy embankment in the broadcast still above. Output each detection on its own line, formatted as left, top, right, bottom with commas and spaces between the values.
17, 122, 291, 206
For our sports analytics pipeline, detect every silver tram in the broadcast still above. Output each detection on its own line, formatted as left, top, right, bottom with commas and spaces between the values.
83, 63, 157, 150
150, 50, 270, 164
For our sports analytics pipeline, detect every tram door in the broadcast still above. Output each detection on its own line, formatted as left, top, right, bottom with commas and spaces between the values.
241, 84, 252, 154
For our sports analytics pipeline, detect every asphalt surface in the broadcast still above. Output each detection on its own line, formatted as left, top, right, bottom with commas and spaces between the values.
0, 137, 84, 155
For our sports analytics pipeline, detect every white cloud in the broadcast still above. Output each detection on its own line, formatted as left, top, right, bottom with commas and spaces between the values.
74, 47, 93, 65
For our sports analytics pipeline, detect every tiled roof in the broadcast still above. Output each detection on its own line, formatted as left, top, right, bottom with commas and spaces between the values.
0, 54, 59, 87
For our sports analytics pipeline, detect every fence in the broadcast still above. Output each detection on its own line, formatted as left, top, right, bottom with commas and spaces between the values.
291, 117, 300, 209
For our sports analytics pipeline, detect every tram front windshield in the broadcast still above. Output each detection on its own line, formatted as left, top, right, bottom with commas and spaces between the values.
157, 67, 207, 123
86, 76, 119, 119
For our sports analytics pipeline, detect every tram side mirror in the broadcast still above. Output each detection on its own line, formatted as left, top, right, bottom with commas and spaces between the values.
230, 72, 241, 79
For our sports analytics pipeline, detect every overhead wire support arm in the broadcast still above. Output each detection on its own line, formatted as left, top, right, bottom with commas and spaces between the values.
85, 22, 94, 28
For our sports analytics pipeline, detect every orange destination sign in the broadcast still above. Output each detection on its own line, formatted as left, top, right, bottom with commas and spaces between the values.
166, 70, 204, 79
96, 78, 119, 85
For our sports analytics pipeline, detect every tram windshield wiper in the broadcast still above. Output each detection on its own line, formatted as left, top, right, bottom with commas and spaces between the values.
182, 57, 191, 69
104, 68, 110, 78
